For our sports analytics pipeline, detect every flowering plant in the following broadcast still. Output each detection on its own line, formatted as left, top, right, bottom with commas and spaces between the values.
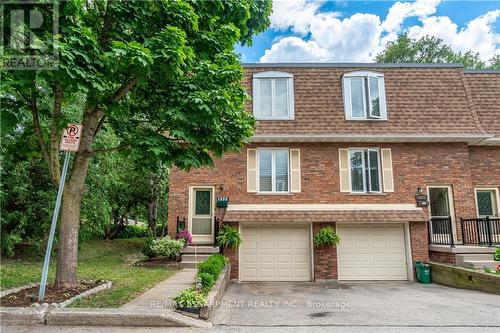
176, 229, 192, 245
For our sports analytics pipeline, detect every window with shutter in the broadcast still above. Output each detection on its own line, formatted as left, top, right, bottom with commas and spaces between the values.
342, 148, 393, 193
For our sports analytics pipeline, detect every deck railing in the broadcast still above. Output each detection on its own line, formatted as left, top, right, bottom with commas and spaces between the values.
428, 216, 455, 247
461, 217, 500, 247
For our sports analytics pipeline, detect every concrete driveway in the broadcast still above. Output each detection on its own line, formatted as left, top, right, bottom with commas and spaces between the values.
212, 282, 500, 327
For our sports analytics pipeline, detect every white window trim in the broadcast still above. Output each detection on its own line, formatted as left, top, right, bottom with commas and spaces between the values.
257, 148, 290, 194
427, 185, 457, 243
348, 148, 382, 193
253, 71, 294, 120
188, 186, 215, 242
474, 188, 500, 218
342, 71, 387, 121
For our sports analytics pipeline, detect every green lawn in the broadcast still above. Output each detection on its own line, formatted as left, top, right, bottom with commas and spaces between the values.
0, 238, 177, 307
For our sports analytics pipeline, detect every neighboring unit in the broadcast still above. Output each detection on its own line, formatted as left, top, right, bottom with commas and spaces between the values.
168, 64, 500, 282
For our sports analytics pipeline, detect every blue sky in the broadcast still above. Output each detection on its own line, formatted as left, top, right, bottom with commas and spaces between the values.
236, 0, 500, 63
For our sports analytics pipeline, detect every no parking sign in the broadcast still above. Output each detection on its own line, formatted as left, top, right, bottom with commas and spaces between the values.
60, 124, 82, 151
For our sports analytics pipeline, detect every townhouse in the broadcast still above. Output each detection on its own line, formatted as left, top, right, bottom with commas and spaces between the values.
168, 63, 500, 282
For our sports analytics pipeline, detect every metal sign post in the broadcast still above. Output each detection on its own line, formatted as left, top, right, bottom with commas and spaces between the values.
38, 124, 82, 302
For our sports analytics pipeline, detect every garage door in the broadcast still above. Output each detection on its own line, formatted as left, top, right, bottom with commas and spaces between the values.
337, 224, 408, 281
240, 225, 312, 281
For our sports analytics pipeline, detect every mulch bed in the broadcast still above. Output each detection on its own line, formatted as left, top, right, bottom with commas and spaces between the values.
0, 281, 101, 307
134, 257, 180, 268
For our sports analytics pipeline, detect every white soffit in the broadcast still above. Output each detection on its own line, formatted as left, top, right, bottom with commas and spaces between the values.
227, 204, 422, 211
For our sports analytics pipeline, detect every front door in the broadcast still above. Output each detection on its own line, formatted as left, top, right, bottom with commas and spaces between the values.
428, 186, 456, 243
189, 187, 214, 244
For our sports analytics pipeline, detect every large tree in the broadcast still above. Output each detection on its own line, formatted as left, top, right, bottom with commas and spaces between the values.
1, 0, 271, 288
376, 34, 499, 69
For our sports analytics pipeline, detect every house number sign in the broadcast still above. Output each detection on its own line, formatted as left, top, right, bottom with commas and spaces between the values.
415, 194, 429, 207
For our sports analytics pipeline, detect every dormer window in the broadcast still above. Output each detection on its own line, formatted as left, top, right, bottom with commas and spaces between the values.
342, 71, 387, 120
252, 71, 294, 120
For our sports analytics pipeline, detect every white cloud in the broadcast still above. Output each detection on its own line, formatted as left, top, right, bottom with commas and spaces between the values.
260, 0, 499, 63
260, 37, 328, 62
381, 0, 441, 33
408, 10, 500, 60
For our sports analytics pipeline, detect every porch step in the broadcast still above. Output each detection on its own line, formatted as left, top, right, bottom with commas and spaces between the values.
182, 246, 219, 254
181, 254, 211, 262
460, 260, 499, 270
179, 261, 200, 269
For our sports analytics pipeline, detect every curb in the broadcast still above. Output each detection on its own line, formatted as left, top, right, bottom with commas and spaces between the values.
45, 308, 212, 328
0, 305, 50, 326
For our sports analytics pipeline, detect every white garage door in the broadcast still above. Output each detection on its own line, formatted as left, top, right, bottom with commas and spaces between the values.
337, 224, 408, 281
240, 225, 312, 281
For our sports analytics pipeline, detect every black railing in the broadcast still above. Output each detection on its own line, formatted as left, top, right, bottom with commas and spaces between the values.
428, 216, 455, 247
461, 217, 500, 247
213, 217, 220, 247
176, 216, 186, 233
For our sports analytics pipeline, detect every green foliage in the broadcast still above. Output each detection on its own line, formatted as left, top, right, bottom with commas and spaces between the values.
376, 34, 498, 69
0, 121, 56, 256
197, 272, 215, 291
313, 226, 341, 247
494, 248, 500, 262
113, 225, 149, 239
173, 288, 206, 308
147, 236, 185, 259
198, 254, 226, 278
216, 224, 242, 248
142, 235, 156, 259
1, 0, 272, 280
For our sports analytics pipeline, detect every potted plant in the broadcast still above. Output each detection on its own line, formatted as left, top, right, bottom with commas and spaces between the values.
173, 288, 206, 314
216, 224, 241, 248
313, 226, 341, 247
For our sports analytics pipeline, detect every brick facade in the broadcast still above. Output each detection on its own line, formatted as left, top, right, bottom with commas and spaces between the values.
429, 251, 456, 265
168, 142, 498, 279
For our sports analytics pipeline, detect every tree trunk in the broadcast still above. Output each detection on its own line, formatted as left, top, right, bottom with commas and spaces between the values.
55, 108, 101, 288
55, 184, 82, 288
147, 200, 157, 236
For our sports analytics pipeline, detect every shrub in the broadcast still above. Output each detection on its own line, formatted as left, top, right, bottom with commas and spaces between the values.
197, 272, 215, 291
142, 235, 155, 259
198, 254, 226, 277
176, 229, 192, 245
313, 226, 341, 247
149, 236, 185, 259
173, 288, 206, 308
216, 224, 241, 248
114, 224, 149, 239
495, 248, 500, 261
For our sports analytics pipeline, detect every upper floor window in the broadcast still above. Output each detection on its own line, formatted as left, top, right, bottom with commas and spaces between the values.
342, 71, 387, 120
258, 149, 289, 193
349, 148, 381, 193
252, 71, 294, 120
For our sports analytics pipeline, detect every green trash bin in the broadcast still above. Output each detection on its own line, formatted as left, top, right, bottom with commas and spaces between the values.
415, 261, 431, 284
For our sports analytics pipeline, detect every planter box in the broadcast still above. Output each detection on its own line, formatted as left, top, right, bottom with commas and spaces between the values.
199, 263, 230, 320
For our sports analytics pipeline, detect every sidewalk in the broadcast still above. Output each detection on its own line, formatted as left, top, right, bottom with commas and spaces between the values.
122, 268, 197, 309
